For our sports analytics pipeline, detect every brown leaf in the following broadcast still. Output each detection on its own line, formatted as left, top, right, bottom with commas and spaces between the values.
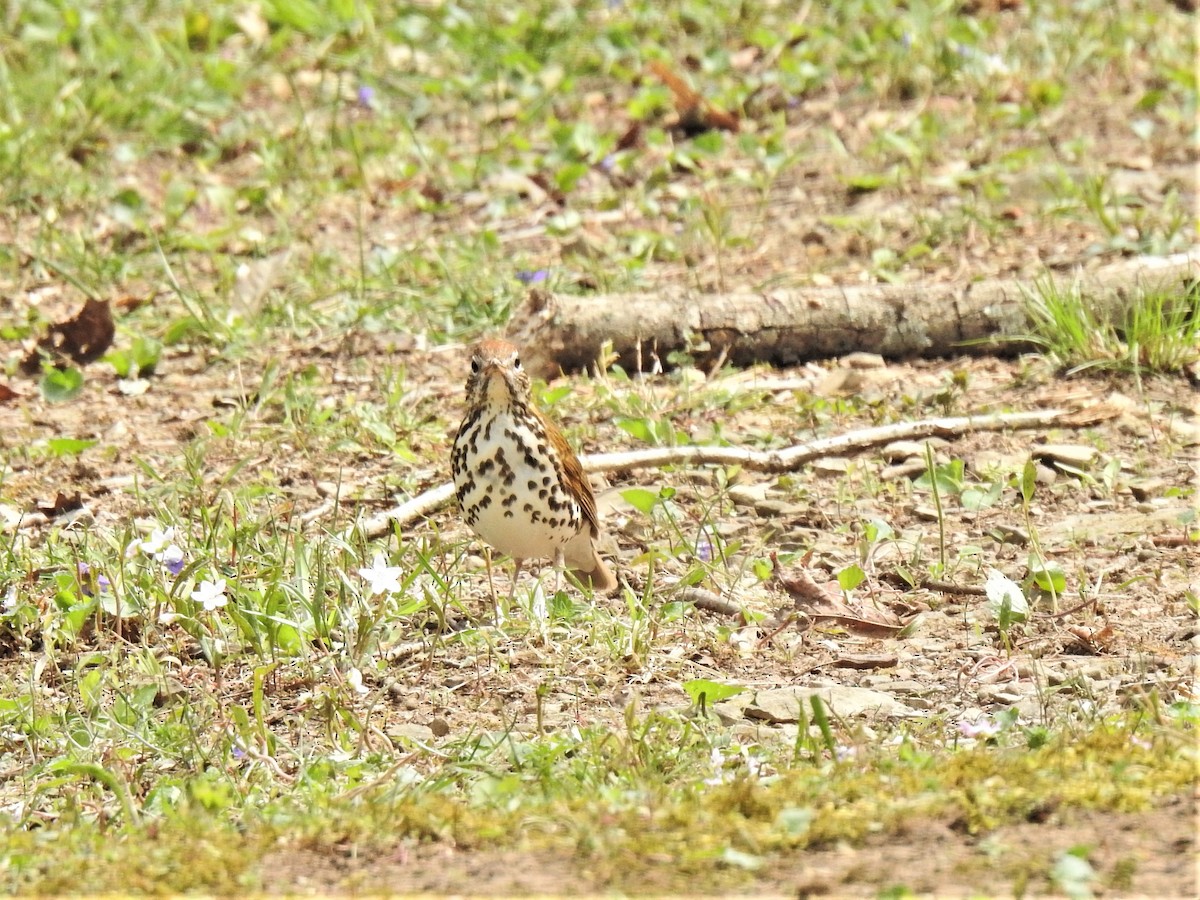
771, 553, 905, 636
21, 298, 115, 374
615, 122, 643, 151
0, 383, 19, 404
37, 491, 84, 518
1065, 623, 1115, 655
647, 60, 740, 135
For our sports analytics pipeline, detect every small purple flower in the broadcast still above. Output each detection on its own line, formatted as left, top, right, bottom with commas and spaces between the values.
77, 562, 112, 597
599, 153, 616, 172
161, 545, 185, 577
357, 85, 375, 109
695, 534, 715, 563
516, 269, 549, 285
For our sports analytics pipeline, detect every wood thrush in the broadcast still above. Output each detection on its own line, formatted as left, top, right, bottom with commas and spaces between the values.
451, 339, 618, 594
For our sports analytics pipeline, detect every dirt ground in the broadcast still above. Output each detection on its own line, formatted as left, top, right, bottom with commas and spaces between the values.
259, 803, 1196, 896
5, 337, 1197, 896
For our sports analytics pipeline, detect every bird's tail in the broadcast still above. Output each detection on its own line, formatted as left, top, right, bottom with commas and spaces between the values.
562, 534, 618, 593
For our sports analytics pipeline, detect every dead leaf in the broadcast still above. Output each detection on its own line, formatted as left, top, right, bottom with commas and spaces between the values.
770, 554, 906, 636
37, 491, 84, 518
21, 298, 115, 374
647, 60, 740, 135
615, 122, 642, 151
1064, 624, 1115, 655
0, 384, 19, 404
834, 653, 900, 670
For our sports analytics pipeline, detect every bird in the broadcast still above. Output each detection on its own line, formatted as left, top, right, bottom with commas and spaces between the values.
451, 338, 618, 596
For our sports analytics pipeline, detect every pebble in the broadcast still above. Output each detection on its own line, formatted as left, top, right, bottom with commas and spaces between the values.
881, 460, 928, 481
390, 723, 435, 744
812, 457, 851, 475
881, 438, 949, 461
1033, 444, 1098, 469
876, 680, 930, 696
727, 484, 770, 507
843, 352, 887, 369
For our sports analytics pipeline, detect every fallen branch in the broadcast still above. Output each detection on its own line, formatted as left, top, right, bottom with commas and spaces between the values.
342, 405, 1118, 541
507, 249, 1200, 377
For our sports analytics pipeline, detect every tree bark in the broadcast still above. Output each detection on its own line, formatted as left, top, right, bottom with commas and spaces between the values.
506, 249, 1199, 377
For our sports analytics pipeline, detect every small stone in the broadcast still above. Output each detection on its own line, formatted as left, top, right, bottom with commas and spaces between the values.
843, 352, 886, 369
752, 499, 807, 518
876, 679, 930, 695
390, 723, 436, 744
812, 457, 851, 475
1033, 444, 1098, 469
881, 460, 928, 482
989, 525, 1030, 546
428, 717, 451, 737
727, 484, 770, 507
1128, 478, 1167, 502
746, 684, 916, 722
883, 441, 936, 460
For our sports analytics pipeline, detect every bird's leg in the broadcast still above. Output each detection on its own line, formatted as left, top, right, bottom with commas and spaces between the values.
509, 558, 525, 606
553, 548, 565, 595
483, 546, 500, 623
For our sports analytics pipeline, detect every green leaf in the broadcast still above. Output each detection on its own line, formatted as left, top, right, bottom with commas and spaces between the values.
163, 316, 204, 346
914, 459, 965, 495
46, 437, 97, 458
845, 173, 885, 193
683, 679, 744, 706
837, 563, 866, 592
962, 480, 1003, 511
616, 417, 653, 443
1020, 460, 1037, 503
1029, 558, 1067, 594
40, 367, 85, 402
620, 488, 659, 515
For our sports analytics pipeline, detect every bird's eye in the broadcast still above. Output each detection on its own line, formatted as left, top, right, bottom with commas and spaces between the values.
513, 356, 521, 370
470, 359, 480, 374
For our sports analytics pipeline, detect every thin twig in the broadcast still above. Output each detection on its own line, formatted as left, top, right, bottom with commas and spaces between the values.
339, 406, 1119, 541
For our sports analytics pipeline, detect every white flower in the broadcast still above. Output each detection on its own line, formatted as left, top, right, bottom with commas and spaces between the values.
191, 578, 228, 612
704, 747, 728, 785
411, 574, 439, 604
529, 583, 548, 621
139, 526, 177, 556
2, 585, 17, 612
358, 552, 403, 596
984, 568, 1028, 621
958, 717, 1001, 740
127, 525, 185, 574
346, 667, 369, 695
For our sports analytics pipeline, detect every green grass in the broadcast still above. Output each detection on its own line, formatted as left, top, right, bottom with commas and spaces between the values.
1021, 276, 1200, 376
0, 0, 1196, 894
1, 706, 1194, 893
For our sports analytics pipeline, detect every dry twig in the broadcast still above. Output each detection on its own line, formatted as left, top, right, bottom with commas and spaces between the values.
342, 405, 1118, 541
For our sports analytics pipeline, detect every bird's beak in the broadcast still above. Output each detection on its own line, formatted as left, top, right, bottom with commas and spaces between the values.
481, 361, 512, 402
